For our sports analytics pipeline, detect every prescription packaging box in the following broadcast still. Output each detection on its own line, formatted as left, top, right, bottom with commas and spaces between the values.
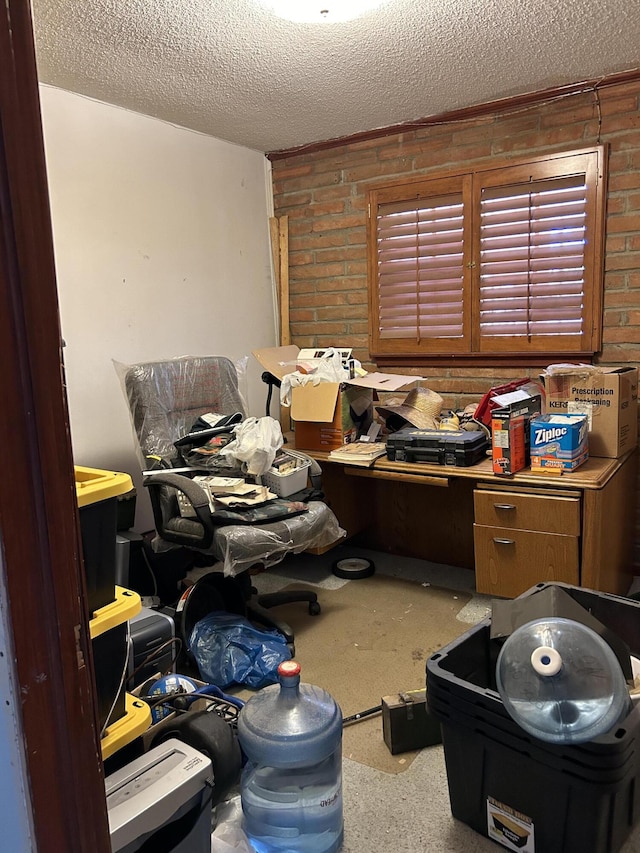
491, 394, 542, 476
529, 413, 589, 472
542, 366, 638, 458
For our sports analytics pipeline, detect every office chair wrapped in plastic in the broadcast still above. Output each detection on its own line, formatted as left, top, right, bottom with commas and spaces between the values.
116, 355, 344, 641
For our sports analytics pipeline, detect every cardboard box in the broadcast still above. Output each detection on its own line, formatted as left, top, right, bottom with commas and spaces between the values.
291, 382, 373, 451
529, 413, 589, 472
491, 394, 542, 476
253, 346, 384, 452
542, 366, 638, 458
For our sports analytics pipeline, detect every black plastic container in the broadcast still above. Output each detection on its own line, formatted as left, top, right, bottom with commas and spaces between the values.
426, 583, 640, 853
76, 466, 133, 616
79, 498, 119, 616
386, 428, 489, 466
93, 621, 128, 731
90, 587, 141, 732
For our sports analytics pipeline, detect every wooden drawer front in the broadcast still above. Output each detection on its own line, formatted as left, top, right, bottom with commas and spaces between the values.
474, 525, 579, 598
474, 490, 580, 536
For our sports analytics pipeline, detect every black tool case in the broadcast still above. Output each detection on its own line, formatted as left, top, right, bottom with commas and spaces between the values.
386, 428, 489, 467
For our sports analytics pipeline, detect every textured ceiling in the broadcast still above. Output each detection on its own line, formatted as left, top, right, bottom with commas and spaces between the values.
32, 0, 640, 155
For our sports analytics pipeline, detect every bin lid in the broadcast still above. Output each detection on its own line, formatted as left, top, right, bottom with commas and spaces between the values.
101, 694, 152, 760
90, 587, 141, 639
75, 466, 133, 507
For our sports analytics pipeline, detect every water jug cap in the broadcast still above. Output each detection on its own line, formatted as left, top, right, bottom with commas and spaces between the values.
278, 660, 301, 677
530, 645, 562, 677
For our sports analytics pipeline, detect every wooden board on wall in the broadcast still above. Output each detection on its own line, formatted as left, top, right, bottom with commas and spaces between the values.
268, 215, 289, 347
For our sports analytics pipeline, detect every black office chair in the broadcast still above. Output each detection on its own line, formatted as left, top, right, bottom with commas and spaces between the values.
117, 355, 345, 647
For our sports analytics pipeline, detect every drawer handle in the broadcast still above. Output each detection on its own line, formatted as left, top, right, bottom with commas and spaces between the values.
493, 503, 516, 511
493, 537, 515, 545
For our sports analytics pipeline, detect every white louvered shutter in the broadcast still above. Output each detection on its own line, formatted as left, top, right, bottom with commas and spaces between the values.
479, 175, 587, 344
376, 193, 466, 344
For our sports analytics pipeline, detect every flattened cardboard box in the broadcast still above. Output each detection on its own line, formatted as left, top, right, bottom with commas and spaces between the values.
542, 366, 638, 458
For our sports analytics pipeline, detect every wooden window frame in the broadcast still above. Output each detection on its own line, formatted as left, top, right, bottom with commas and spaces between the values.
367, 146, 607, 368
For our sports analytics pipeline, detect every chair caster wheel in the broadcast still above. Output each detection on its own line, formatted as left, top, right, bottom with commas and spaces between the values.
308, 601, 321, 616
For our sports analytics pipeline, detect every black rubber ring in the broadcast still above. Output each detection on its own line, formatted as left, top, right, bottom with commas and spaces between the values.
332, 557, 375, 580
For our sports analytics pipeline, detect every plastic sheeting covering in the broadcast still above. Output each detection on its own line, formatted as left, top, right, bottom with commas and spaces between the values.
212, 500, 344, 576
114, 354, 345, 575
114, 355, 249, 471
149, 490, 344, 576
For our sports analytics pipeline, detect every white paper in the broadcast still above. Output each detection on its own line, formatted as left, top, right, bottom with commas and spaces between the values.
490, 389, 533, 407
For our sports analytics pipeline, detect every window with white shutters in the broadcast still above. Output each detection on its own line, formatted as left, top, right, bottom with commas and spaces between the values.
368, 147, 606, 365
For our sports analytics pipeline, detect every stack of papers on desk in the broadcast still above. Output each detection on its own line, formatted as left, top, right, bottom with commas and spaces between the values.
328, 442, 388, 467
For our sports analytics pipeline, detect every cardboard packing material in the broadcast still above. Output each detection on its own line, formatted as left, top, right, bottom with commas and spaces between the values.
290, 382, 373, 451
252, 346, 414, 452
542, 366, 638, 458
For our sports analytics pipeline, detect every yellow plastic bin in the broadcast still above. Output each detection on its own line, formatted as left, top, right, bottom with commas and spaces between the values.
101, 694, 152, 761
90, 586, 141, 733
75, 465, 133, 616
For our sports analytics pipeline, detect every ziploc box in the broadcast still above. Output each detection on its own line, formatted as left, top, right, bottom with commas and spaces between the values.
491, 394, 542, 476
542, 366, 638, 458
529, 413, 589, 471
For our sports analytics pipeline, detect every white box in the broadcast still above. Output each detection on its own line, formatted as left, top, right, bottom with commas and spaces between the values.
261, 458, 311, 497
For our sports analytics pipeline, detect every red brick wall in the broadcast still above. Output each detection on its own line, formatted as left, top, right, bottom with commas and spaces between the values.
271, 78, 640, 565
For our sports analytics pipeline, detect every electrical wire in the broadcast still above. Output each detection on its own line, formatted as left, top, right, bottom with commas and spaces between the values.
126, 636, 183, 688
140, 543, 159, 597
101, 621, 132, 738
142, 691, 241, 727
274, 80, 613, 160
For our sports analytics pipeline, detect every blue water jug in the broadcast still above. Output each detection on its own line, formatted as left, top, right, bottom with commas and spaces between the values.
237, 660, 343, 853
496, 617, 631, 744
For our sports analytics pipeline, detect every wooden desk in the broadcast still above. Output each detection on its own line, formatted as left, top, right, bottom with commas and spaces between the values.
308, 448, 638, 598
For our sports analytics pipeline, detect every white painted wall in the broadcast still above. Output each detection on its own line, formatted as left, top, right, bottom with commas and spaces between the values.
39, 86, 278, 531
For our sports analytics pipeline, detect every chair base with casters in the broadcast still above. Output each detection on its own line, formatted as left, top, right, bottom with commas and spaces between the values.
245, 575, 321, 650
174, 562, 320, 658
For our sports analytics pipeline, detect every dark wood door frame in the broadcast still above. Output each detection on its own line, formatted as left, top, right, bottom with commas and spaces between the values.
0, 1, 110, 850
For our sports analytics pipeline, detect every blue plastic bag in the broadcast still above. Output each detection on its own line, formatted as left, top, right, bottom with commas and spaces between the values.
189, 611, 291, 689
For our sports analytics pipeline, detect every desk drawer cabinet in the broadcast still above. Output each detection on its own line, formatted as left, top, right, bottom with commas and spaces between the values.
473, 489, 580, 597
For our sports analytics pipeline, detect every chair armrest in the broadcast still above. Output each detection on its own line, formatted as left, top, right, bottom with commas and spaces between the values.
142, 472, 215, 550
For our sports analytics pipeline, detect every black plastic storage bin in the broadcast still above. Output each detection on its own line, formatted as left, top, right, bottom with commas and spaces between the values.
76, 466, 134, 616
426, 582, 640, 853
90, 587, 141, 732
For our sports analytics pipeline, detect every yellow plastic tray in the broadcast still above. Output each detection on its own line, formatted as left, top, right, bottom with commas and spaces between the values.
101, 693, 152, 760
89, 586, 141, 639
75, 465, 133, 508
